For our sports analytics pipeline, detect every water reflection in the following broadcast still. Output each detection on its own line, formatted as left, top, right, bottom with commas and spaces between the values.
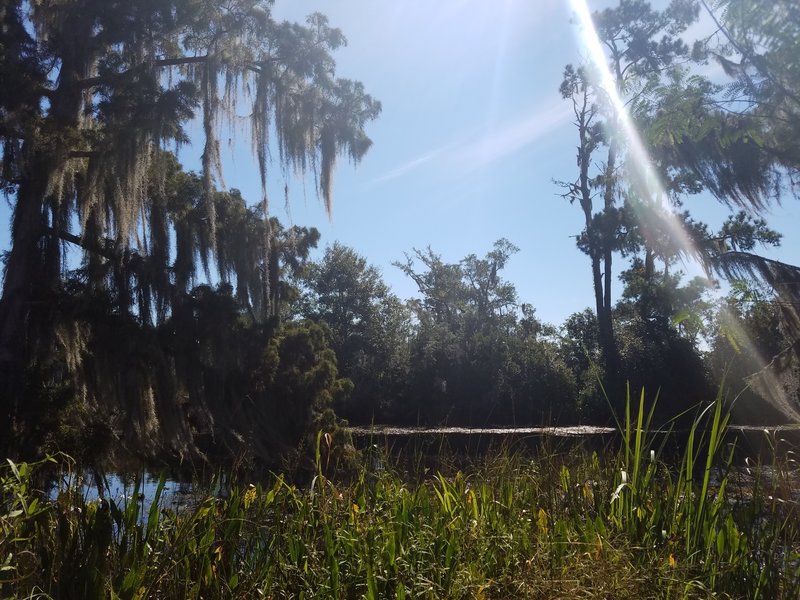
48, 471, 194, 516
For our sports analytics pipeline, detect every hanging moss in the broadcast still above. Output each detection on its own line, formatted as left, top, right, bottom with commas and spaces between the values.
0, 1, 379, 457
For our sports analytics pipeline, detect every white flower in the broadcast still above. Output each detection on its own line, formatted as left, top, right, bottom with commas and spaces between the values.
621, 470, 628, 484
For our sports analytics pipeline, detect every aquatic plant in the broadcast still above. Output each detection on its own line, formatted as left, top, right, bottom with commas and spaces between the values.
2, 391, 799, 598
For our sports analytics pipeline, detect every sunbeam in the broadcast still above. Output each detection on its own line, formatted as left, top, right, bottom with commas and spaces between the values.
568, 0, 701, 276
568, 0, 800, 422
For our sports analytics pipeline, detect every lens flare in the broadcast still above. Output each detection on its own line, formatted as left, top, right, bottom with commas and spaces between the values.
567, 0, 700, 273
567, 0, 799, 423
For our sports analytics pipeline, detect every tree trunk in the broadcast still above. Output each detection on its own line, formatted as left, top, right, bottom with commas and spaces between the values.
0, 171, 50, 444
599, 131, 622, 400
0, 8, 93, 447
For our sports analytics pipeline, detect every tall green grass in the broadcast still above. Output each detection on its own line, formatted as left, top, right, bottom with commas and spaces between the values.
2, 390, 799, 599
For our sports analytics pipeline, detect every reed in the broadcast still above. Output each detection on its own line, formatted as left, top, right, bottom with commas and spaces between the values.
2, 390, 799, 599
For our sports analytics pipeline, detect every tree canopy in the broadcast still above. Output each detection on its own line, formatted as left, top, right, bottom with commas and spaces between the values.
0, 0, 379, 458
558, 0, 799, 414
0, 0, 798, 465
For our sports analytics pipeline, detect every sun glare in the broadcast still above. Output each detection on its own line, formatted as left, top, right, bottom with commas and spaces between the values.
568, 0, 701, 275
568, 0, 800, 422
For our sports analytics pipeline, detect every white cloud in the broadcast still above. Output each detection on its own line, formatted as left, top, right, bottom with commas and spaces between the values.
368, 143, 457, 185
454, 100, 573, 169
368, 99, 572, 186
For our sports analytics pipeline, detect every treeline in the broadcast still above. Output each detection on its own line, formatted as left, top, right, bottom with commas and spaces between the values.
1, 0, 799, 465
7, 154, 795, 464
297, 233, 796, 429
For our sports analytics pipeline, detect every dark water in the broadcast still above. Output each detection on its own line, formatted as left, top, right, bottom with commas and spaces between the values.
348, 424, 800, 464
44, 424, 800, 508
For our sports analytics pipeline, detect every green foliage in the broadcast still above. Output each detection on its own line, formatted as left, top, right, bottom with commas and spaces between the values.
559, 1, 703, 395
0, 0, 378, 457
300, 243, 411, 423
706, 0, 800, 175
615, 313, 712, 421
4, 391, 800, 598
707, 281, 799, 423
559, 309, 607, 418
12, 273, 351, 463
559, 0, 799, 408
495, 330, 579, 424
613, 260, 714, 420
395, 241, 575, 426
643, 68, 779, 211
683, 0, 800, 373
256, 320, 353, 446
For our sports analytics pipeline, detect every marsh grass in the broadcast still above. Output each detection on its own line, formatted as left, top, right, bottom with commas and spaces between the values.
2, 390, 800, 599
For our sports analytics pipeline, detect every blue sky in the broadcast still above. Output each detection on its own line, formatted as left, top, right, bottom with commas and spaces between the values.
4, 0, 798, 327
203, 0, 795, 326
241, 0, 599, 325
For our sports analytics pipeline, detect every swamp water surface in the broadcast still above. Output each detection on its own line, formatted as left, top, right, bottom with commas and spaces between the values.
50, 424, 800, 508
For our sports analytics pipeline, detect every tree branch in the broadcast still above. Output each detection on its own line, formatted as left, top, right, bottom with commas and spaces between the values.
44, 227, 118, 261
79, 55, 210, 89
699, 0, 800, 109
